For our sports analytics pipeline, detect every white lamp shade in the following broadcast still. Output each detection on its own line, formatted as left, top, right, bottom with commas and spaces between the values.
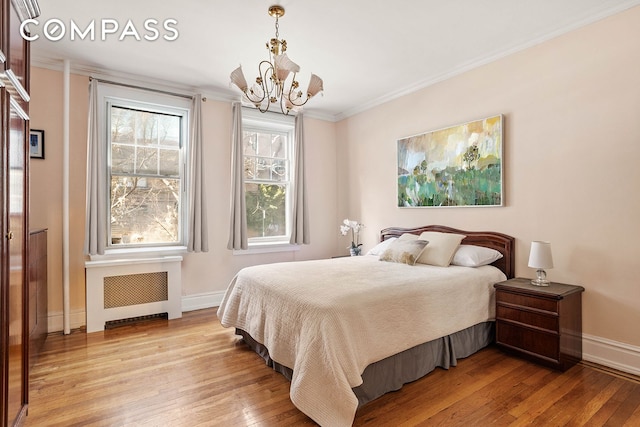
230, 66, 248, 92
274, 53, 300, 82
528, 241, 554, 269
283, 97, 302, 113
307, 73, 323, 98
275, 53, 300, 73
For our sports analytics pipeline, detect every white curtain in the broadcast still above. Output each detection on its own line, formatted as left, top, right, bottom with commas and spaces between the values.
227, 102, 248, 250
290, 113, 310, 244
187, 94, 209, 252
83, 79, 107, 255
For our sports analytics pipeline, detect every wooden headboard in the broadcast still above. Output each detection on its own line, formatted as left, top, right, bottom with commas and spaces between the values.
380, 225, 515, 279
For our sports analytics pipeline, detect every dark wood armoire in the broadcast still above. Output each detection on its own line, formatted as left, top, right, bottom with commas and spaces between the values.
1, 0, 39, 425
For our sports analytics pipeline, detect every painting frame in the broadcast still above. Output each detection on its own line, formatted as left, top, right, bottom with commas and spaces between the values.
397, 115, 503, 208
30, 129, 45, 159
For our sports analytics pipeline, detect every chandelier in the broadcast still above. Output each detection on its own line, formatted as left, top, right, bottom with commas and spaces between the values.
230, 5, 323, 115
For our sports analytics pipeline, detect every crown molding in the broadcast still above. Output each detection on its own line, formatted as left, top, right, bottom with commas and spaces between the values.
30, 54, 238, 104
31, 55, 338, 121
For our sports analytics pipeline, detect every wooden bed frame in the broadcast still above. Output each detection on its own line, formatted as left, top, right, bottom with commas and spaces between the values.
380, 225, 515, 279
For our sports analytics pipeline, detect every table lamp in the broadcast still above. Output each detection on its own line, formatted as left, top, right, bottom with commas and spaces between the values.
528, 241, 553, 286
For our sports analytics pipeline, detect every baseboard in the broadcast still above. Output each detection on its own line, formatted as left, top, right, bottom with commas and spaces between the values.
48, 309, 86, 333
181, 291, 226, 312
583, 333, 640, 376
48, 291, 225, 333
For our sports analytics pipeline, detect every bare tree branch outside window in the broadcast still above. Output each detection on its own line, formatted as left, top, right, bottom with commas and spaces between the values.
110, 106, 182, 245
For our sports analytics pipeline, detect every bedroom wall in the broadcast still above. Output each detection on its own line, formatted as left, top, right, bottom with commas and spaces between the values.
336, 5, 640, 356
28, 5, 639, 373
28, 67, 339, 330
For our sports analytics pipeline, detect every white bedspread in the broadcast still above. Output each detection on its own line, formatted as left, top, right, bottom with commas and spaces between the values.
217, 256, 506, 426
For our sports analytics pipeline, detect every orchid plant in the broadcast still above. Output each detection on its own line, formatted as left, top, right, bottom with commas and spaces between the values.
339, 219, 364, 251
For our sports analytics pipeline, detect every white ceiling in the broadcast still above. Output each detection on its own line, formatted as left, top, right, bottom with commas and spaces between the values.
29, 0, 640, 121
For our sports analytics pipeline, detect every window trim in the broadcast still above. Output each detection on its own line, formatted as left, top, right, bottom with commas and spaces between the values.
241, 108, 295, 247
96, 83, 191, 255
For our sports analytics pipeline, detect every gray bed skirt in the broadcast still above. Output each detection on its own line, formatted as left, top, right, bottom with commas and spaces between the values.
236, 321, 494, 408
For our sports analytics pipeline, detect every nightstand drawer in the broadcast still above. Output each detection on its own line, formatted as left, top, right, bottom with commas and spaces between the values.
496, 291, 558, 313
496, 305, 558, 332
496, 321, 559, 360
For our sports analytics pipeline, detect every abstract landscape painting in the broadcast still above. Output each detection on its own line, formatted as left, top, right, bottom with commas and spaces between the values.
397, 115, 503, 207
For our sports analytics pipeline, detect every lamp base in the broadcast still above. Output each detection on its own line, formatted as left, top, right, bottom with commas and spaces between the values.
530, 278, 550, 286
531, 269, 550, 286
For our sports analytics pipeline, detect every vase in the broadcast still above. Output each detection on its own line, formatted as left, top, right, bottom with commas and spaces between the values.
350, 247, 361, 256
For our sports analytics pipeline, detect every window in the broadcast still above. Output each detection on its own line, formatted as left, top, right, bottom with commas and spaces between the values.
242, 110, 294, 245
97, 84, 190, 250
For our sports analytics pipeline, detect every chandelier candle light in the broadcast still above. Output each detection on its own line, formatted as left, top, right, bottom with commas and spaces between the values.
230, 5, 324, 115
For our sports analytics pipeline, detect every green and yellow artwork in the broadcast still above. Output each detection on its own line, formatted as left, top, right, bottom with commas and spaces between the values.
397, 115, 503, 207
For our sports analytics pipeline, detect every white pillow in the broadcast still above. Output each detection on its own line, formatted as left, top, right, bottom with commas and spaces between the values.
379, 239, 429, 265
397, 233, 419, 241
416, 231, 466, 267
451, 245, 503, 267
366, 237, 397, 256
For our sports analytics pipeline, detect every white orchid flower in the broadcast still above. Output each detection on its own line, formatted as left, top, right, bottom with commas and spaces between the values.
339, 218, 364, 248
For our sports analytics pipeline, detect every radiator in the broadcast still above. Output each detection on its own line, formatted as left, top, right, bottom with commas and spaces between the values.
84, 256, 182, 333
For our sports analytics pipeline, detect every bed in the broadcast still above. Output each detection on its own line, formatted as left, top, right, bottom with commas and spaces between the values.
217, 225, 515, 426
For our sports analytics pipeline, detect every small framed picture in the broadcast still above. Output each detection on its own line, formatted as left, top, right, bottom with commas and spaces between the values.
30, 129, 45, 159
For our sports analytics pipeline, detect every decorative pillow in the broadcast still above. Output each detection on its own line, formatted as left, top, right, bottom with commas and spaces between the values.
451, 245, 503, 267
365, 237, 397, 256
416, 231, 466, 267
379, 239, 429, 265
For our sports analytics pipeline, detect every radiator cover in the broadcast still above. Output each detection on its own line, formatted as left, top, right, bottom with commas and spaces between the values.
85, 256, 182, 333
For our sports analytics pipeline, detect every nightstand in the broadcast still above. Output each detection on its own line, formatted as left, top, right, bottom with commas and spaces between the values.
494, 277, 585, 371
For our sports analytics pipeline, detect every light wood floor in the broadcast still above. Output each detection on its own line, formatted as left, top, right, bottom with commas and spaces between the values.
24, 309, 640, 426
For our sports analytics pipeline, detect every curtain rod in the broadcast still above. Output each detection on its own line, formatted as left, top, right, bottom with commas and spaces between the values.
89, 77, 206, 101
